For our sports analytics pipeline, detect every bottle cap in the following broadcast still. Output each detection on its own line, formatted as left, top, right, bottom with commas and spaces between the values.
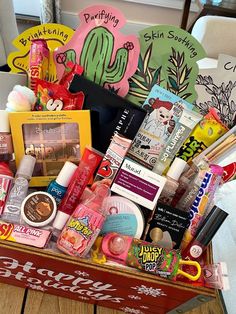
16, 155, 36, 179
210, 164, 224, 176
167, 157, 187, 181
195, 206, 228, 246
53, 210, 70, 230
56, 161, 77, 187
0, 110, 10, 133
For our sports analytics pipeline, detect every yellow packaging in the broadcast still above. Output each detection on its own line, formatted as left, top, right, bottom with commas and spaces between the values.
177, 108, 228, 163
9, 110, 92, 187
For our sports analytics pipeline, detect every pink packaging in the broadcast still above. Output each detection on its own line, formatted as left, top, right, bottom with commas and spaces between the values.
94, 134, 132, 186
29, 39, 49, 93
57, 184, 110, 257
0, 220, 51, 248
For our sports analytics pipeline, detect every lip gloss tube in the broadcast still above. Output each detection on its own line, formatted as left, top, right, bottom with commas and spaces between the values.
102, 232, 201, 281
53, 147, 103, 231
182, 206, 228, 261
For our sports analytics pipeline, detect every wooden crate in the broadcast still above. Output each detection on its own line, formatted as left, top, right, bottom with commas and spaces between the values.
0, 240, 216, 314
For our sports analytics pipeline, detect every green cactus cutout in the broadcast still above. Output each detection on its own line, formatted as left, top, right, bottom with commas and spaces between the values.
80, 26, 130, 87
56, 49, 77, 72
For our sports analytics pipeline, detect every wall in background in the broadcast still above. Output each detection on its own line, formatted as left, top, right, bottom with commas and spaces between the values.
15, 0, 201, 34
61, 0, 200, 33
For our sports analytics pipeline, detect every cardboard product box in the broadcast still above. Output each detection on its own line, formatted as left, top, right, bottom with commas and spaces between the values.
0, 240, 216, 314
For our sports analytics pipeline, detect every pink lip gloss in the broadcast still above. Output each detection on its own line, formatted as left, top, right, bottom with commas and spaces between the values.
0, 163, 13, 215
57, 183, 110, 257
53, 147, 103, 231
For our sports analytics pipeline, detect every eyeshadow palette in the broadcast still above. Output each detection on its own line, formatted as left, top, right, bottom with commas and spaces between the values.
9, 110, 91, 187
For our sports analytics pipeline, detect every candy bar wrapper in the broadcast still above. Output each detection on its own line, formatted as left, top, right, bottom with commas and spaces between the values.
0, 220, 51, 248
29, 39, 49, 93
180, 165, 223, 251
34, 79, 84, 111
177, 108, 228, 163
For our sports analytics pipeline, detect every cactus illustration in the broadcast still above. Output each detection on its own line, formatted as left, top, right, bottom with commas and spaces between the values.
80, 26, 133, 87
56, 49, 77, 72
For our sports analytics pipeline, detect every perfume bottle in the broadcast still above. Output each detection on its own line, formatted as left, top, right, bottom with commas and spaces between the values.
2, 155, 36, 223
47, 161, 77, 205
0, 111, 14, 161
158, 157, 187, 205
57, 183, 110, 257
0, 162, 13, 215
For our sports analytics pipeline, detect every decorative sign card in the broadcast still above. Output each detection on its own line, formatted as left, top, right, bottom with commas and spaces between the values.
7, 23, 74, 82
127, 25, 206, 106
54, 5, 140, 96
195, 54, 236, 128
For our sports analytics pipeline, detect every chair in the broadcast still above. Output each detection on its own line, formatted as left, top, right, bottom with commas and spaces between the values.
0, 0, 18, 67
191, 15, 236, 68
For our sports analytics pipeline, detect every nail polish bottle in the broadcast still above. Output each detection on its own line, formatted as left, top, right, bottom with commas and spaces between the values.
159, 157, 187, 205
0, 162, 13, 215
2, 155, 36, 223
0, 111, 14, 161
57, 183, 110, 257
47, 161, 78, 205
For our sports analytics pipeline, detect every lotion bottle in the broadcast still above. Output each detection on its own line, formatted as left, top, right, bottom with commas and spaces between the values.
2, 155, 36, 223
158, 157, 187, 205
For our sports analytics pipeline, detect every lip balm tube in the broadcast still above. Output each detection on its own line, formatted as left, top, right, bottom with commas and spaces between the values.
0, 163, 13, 215
153, 109, 202, 175
52, 147, 103, 232
102, 232, 201, 281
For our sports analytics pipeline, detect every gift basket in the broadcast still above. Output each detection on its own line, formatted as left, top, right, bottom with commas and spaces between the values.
0, 4, 233, 314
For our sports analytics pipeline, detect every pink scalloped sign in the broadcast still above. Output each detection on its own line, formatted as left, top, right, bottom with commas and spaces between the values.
54, 5, 140, 96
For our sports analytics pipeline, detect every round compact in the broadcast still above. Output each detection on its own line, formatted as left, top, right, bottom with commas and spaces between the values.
21, 191, 57, 227
101, 196, 145, 238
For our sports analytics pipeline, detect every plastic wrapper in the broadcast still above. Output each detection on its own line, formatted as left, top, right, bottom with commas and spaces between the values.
180, 165, 224, 251
34, 79, 84, 111
177, 108, 228, 163
28, 39, 49, 93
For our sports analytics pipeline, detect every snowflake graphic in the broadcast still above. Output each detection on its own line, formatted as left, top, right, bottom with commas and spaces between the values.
78, 296, 90, 301
120, 307, 144, 314
131, 285, 167, 297
140, 306, 149, 310
74, 270, 90, 277
27, 284, 47, 292
128, 295, 141, 300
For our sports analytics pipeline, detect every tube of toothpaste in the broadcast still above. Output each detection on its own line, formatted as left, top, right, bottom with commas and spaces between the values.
153, 109, 202, 175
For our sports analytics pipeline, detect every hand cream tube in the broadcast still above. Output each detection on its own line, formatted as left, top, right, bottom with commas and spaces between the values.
153, 109, 202, 175
52, 147, 103, 231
